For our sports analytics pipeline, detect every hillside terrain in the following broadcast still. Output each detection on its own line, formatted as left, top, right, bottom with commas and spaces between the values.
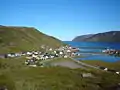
0, 57, 120, 90
73, 31, 120, 42
0, 25, 63, 53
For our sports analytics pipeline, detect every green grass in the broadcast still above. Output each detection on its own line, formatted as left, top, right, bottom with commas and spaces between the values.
0, 57, 120, 90
0, 74, 16, 90
81, 60, 120, 70
0, 26, 64, 53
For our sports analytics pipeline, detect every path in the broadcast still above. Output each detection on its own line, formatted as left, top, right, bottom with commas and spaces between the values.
70, 57, 100, 69
41, 57, 99, 69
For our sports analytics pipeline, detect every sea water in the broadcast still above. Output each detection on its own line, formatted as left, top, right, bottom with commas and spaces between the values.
63, 41, 120, 62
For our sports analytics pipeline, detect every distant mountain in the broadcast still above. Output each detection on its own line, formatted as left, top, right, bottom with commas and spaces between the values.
0, 25, 63, 53
73, 31, 120, 42
73, 34, 94, 41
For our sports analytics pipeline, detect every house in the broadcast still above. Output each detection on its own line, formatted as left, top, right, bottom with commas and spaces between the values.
25, 60, 29, 65
25, 58, 38, 65
15, 53, 21, 57
104, 68, 108, 71
116, 72, 120, 75
7, 54, 12, 57
45, 55, 49, 59
54, 51, 57, 54
32, 54, 37, 58
55, 54, 59, 57
67, 50, 71, 53
82, 73, 93, 78
64, 55, 68, 58
50, 55, 54, 59
59, 51, 63, 55
7, 53, 16, 57
41, 45, 45, 49
26, 56, 32, 59
21, 52, 26, 55
49, 48, 53, 51
33, 51, 39, 55
27, 52, 32, 55
29, 65, 37, 67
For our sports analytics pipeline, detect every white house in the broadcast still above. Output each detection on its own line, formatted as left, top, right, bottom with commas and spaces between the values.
27, 52, 32, 55
34, 51, 39, 55
104, 68, 108, 71
54, 51, 57, 54
64, 55, 68, 58
32, 54, 37, 58
116, 71, 120, 74
49, 48, 53, 51
29, 65, 37, 67
67, 50, 71, 53
7, 54, 12, 57
59, 51, 63, 55
45, 56, 49, 59
26, 57, 32, 59
82, 73, 93, 78
50, 55, 54, 59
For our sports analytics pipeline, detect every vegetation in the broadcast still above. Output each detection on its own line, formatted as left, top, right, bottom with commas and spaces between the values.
81, 60, 120, 70
0, 25, 63, 53
0, 57, 120, 90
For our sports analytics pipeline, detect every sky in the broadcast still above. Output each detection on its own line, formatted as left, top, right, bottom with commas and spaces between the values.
0, 0, 120, 41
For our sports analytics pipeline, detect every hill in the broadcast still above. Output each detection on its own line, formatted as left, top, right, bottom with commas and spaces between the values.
73, 34, 94, 41
0, 25, 63, 53
73, 31, 120, 42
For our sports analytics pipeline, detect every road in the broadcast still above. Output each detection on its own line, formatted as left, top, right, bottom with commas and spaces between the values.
70, 57, 100, 69
41, 57, 100, 69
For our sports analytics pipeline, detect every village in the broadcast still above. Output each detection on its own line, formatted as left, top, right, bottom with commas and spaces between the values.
0, 45, 80, 67
0, 45, 120, 75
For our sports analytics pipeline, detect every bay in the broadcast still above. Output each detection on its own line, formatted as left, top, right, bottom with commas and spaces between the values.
63, 41, 120, 62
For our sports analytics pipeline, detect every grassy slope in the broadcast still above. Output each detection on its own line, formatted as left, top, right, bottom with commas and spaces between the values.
0, 26, 63, 53
0, 57, 120, 90
81, 60, 120, 70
